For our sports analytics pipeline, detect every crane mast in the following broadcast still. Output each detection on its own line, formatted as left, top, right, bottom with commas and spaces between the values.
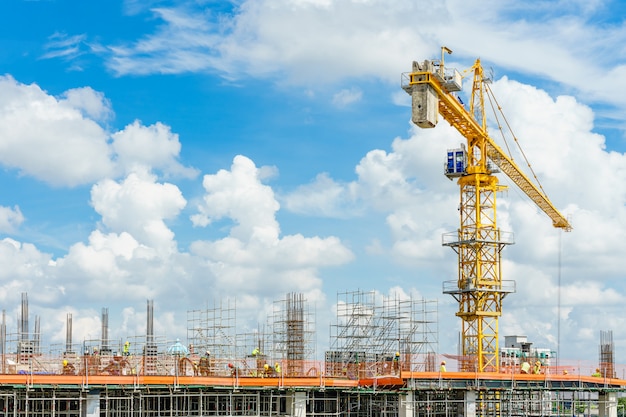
402, 52, 571, 372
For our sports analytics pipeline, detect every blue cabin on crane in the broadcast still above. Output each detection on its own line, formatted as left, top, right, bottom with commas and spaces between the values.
445, 145, 466, 179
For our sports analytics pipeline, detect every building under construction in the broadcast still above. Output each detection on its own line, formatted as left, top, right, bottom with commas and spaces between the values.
0, 291, 624, 417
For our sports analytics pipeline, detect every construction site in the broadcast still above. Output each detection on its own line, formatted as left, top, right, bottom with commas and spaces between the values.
0, 51, 623, 417
0, 290, 623, 417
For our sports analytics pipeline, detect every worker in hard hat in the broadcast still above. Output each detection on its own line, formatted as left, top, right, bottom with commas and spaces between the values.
393, 352, 400, 374
592, 368, 602, 377
62, 359, 75, 375
123, 341, 130, 356
440, 361, 447, 372
520, 361, 531, 374
533, 360, 542, 375
228, 362, 240, 376
252, 347, 260, 357
198, 350, 211, 376
274, 362, 281, 375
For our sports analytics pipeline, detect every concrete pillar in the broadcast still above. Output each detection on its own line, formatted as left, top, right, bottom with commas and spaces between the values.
286, 391, 307, 417
464, 390, 476, 417
599, 392, 617, 417
399, 391, 414, 417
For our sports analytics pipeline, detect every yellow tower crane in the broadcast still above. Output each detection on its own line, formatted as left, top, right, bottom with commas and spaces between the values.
402, 48, 571, 372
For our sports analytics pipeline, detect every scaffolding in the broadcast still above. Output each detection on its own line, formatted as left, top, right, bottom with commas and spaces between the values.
600, 329, 616, 378
187, 298, 238, 360
327, 290, 438, 378
271, 292, 316, 376
0, 291, 622, 417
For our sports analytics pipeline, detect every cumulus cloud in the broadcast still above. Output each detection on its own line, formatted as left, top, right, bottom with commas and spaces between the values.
0, 76, 114, 186
190, 155, 354, 298
60, 87, 113, 123
90, 171, 187, 254
112, 121, 199, 178
0, 77, 197, 187
191, 155, 281, 242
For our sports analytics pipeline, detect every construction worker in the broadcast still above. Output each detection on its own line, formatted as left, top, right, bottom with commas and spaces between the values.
393, 352, 400, 374
123, 341, 130, 356
263, 363, 271, 377
274, 362, 281, 374
533, 361, 542, 375
440, 361, 446, 372
198, 351, 211, 376
62, 359, 75, 375
520, 361, 531, 374
592, 368, 602, 377
252, 347, 260, 357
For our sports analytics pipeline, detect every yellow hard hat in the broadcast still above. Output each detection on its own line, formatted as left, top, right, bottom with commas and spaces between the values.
395, 352, 400, 356
264, 364, 269, 369
275, 362, 279, 367
536, 361, 541, 365
63, 360, 68, 366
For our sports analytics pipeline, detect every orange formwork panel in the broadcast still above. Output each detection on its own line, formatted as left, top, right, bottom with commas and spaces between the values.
0, 373, 360, 389
4, 371, 625, 390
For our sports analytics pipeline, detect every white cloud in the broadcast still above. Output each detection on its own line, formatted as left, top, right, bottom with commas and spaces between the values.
190, 155, 354, 298
0, 76, 114, 186
0, 206, 25, 233
0, 239, 52, 306
42, 32, 87, 61
332, 88, 362, 108
282, 173, 353, 217
191, 155, 280, 242
86, 0, 626, 136
0, 77, 198, 187
112, 120, 199, 179
60, 87, 113, 123
90, 171, 187, 254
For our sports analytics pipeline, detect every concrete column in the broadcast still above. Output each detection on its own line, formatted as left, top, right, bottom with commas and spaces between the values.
464, 390, 476, 417
286, 391, 307, 417
399, 391, 414, 417
599, 392, 617, 417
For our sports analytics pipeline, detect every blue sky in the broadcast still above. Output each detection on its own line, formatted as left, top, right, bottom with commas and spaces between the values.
1, 0, 626, 366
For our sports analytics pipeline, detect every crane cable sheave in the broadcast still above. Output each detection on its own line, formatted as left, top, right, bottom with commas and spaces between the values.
401, 56, 572, 231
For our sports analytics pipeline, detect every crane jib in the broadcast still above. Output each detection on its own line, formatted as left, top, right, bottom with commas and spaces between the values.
404, 70, 571, 231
